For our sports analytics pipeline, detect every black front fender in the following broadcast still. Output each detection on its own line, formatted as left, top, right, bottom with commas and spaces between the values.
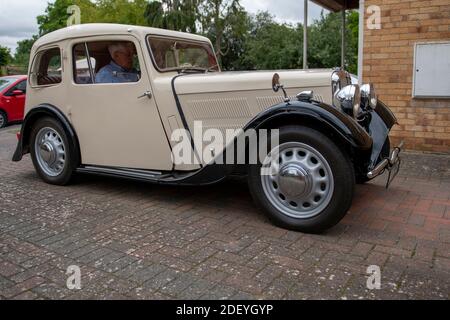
375, 100, 398, 130
243, 100, 373, 150
12, 104, 80, 164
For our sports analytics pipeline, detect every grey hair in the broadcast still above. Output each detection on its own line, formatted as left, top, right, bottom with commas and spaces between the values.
108, 42, 130, 57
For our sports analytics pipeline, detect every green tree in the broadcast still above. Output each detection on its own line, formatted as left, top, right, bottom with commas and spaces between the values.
93, 0, 150, 26
346, 10, 359, 74
0, 46, 12, 67
29, 0, 359, 73
144, 0, 200, 32
218, 8, 252, 70
144, 0, 249, 69
13, 36, 39, 68
144, 1, 165, 28
239, 12, 302, 70
199, 0, 244, 65
37, 0, 96, 35
309, 10, 358, 74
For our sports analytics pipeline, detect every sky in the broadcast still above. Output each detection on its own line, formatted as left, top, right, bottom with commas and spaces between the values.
0, 0, 328, 54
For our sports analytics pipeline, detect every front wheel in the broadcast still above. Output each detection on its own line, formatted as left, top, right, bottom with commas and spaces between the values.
248, 126, 355, 233
30, 117, 76, 185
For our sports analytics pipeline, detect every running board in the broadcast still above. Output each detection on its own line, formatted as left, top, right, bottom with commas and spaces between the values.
76, 164, 229, 186
77, 166, 165, 181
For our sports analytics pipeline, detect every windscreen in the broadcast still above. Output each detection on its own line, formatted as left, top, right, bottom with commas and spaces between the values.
148, 36, 219, 72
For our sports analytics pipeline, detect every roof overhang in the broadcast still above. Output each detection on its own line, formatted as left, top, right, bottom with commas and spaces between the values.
311, 0, 359, 12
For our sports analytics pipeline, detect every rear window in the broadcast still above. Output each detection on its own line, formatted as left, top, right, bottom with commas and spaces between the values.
30, 48, 62, 87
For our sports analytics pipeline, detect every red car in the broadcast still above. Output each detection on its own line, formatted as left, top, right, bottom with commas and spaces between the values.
0, 75, 27, 128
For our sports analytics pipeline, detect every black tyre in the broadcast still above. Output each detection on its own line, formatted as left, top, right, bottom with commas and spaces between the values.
248, 126, 355, 233
30, 117, 76, 185
0, 110, 7, 128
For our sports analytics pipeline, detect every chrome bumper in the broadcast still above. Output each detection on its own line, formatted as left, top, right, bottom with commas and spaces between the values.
367, 141, 403, 187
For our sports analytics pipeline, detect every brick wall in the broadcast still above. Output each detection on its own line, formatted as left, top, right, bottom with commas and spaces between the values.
363, 0, 450, 153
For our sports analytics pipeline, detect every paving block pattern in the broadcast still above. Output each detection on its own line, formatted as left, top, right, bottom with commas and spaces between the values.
0, 125, 449, 300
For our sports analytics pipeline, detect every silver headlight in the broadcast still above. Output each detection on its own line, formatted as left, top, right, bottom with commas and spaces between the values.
331, 69, 351, 96
333, 84, 361, 118
360, 83, 377, 110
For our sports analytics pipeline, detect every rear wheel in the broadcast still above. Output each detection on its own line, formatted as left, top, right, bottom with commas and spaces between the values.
0, 111, 7, 128
30, 117, 76, 185
248, 126, 355, 233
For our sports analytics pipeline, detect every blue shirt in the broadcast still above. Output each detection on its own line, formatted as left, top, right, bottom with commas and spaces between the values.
95, 61, 139, 83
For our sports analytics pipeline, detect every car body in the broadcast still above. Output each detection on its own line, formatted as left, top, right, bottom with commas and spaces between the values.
0, 75, 27, 128
13, 24, 402, 233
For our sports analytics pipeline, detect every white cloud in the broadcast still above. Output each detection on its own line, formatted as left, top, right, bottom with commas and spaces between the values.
0, 0, 50, 52
241, 0, 329, 25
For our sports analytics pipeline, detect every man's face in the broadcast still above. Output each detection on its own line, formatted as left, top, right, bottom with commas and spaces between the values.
113, 46, 134, 70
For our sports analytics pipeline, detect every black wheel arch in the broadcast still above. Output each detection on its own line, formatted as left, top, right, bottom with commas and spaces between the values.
243, 100, 372, 157
12, 104, 81, 165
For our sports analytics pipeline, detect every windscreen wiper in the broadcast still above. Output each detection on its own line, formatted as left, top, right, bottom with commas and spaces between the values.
178, 67, 208, 74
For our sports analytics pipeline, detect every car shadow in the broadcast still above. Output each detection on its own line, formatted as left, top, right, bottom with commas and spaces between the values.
72, 171, 262, 218
17, 167, 406, 234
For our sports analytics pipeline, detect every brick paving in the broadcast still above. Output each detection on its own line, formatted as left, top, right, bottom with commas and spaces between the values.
0, 124, 449, 300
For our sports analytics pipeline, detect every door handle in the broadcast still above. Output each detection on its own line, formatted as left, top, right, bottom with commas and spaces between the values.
138, 91, 152, 100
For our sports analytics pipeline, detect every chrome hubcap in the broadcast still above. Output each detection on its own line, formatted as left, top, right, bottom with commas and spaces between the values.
278, 164, 312, 198
261, 142, 334, 219
34, 127, 66, 177
40, 142, 55, 164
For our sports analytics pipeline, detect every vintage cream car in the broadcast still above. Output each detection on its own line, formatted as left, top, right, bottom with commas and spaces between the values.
13, 24, 402, 233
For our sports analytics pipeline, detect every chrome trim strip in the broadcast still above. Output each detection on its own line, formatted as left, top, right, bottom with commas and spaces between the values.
367, 141, 403, 179
84, 42, 95, 84
75, 163, 228, 186
78, 166, 162, 179
390, 141, 404, 164
367, 159, 389, 179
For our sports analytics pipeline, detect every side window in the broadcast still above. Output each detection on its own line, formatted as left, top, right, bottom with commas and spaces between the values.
6, 80, 27, 95
16, 81, 27, 93
73, 41, 141, 84
30, 48, 62, 87
73, 44, 96, 84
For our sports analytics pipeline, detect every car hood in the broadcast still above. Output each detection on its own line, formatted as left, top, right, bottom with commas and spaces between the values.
174, 69, 334, 95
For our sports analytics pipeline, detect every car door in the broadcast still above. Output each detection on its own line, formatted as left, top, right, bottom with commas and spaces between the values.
67, 36, 173, 171
10, 80, 26, 120
2, 80, 26, 121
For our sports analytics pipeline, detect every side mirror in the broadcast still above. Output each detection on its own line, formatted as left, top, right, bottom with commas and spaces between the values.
10, 90, 24, 96
272, 73, 281, 92
271, 73, 290, 102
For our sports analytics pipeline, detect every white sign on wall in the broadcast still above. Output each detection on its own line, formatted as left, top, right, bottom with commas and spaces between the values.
413, 41, 450, 98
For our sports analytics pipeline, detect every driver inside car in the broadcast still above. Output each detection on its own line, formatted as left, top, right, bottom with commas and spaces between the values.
95, 42, 140, 83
